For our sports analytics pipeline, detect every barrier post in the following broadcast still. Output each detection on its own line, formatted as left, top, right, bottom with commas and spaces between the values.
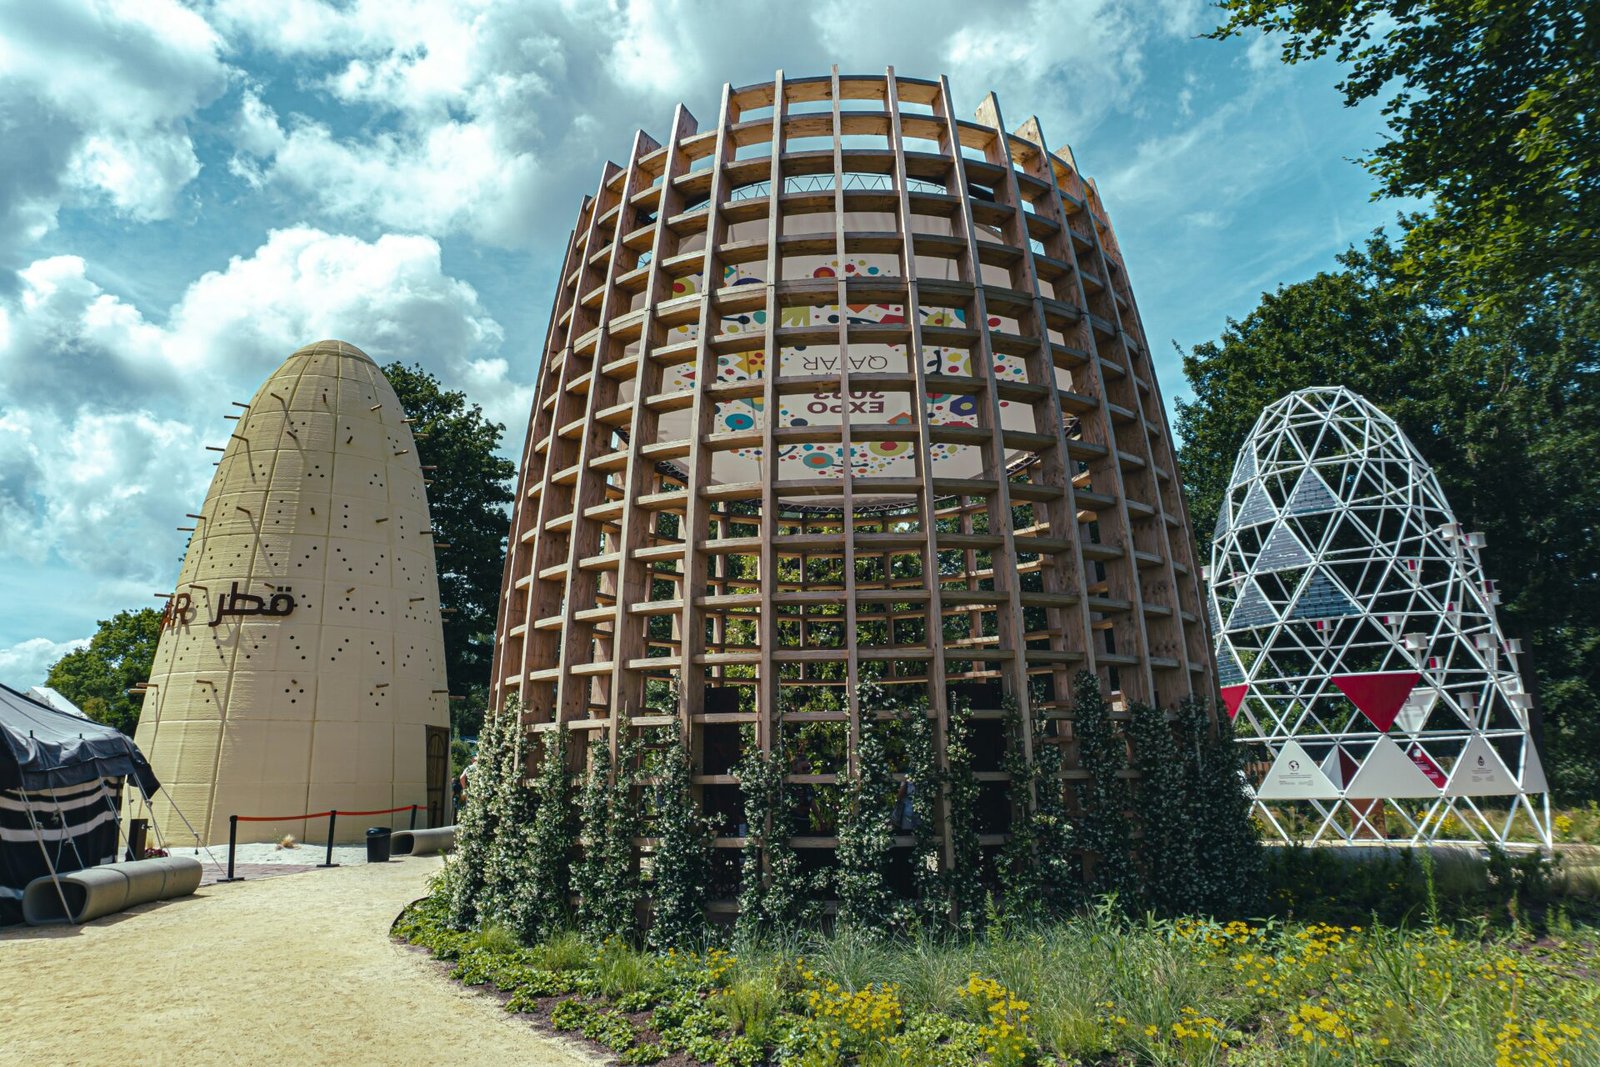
221, 814, 244, 882
319, 810, 339, 868
409, 804, 418, 830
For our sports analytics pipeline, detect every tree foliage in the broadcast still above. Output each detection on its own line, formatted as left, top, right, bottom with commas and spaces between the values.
45, 608, 162, 735
1209, 0, 1598, 309
382, 362, 515, 719
1178, 235, 1600, 798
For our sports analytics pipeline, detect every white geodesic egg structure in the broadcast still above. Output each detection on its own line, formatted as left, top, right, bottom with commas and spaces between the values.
1208, 386, 1549, 845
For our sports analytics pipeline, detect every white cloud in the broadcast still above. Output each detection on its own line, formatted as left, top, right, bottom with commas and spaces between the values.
212, 0, 621, 245
0, 0, 228, 264
208, 0, 1208, 246
0, 636, 89, 689
0, 406, 209, 585
0, 228, 517, 596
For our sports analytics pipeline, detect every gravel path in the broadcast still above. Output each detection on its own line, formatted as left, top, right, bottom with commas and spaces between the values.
0, 857, 604, 1067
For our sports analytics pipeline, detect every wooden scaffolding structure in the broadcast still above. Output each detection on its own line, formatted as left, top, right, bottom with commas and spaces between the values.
492, 68, 1215, 870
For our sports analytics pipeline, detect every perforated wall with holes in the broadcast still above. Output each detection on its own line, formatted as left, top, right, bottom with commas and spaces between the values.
132, 340, 450, 845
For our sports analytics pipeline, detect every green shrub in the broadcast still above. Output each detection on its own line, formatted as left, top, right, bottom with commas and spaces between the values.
447, 698, 510, 928
734, 723, 810, 941
482, 717, 544, 938
549, 998, 639, 1051
646, 724, 712, 950
899, 701, 946, 926
836, 698, 897, 933
1072, 672, 1135, 900
1129, 700, 1199, 915
576, 733, 642, 940
1180, 697, 1265, 916
999, 698, 1080, 921
942, 696, 985, 924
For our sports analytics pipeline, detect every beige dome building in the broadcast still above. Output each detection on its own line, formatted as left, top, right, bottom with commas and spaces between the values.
132, 341, 451, 845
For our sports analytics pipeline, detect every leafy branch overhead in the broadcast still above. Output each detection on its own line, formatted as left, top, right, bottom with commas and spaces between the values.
1209, 0, 1598, 308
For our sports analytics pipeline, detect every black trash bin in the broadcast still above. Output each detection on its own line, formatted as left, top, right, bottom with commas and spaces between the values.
126, 818, 149, 862
366, 826, 392, 863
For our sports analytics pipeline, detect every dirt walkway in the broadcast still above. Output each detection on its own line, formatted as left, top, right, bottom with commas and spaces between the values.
0, 858, 603, 1067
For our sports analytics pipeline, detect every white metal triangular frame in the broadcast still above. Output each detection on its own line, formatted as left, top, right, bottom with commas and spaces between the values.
1346, 735, 1441, 799
1208, 386, 1549, 846
1255, 522, 1313, 572
1445, 734, 1518, 797
1255, 739, 1341, 800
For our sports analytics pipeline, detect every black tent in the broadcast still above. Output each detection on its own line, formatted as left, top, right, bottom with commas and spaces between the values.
1, 683, 159, 924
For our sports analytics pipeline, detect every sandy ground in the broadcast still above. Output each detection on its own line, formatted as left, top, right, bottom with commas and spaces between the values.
0, 858, 604, 1067
189, 842, 373, 865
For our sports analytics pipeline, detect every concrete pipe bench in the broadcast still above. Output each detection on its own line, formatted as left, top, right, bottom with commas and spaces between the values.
22, 856, 203, 926
389, 826, 456, 856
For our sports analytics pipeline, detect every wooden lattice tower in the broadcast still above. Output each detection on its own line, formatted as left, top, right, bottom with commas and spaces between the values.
493, 69, 1214, 862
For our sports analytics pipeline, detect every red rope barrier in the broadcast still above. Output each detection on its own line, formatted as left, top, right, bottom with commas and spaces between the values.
235, 810, 333, 823
233, 803, 418, 822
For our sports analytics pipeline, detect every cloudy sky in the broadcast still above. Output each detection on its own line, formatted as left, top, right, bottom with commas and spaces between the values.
0, 0, 1398, 687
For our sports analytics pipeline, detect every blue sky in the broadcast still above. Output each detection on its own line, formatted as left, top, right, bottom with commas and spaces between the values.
0, 0, 1401, 686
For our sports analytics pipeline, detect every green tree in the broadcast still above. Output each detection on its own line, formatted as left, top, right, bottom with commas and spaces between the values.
1209, 0, 1598, 309
382, 362, 516, 725
1178, 236, 1600, 798
45, 608, 162, 734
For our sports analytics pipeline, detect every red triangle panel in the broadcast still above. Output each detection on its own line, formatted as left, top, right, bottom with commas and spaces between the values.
1332, 671, 1421, 731
1221, 684, 1248, 719
1407, 743, 1447, 789
1339, 747, 1359, 783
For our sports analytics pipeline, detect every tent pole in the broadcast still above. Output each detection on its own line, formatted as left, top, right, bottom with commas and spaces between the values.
158, 785, 224, 868
47, 788, 89, 872
139, 786, 168, 851
100, 778, 133, 860
22, 797, 75, 924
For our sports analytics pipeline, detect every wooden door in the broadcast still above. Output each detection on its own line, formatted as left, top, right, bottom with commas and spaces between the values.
425, 725, 450, 829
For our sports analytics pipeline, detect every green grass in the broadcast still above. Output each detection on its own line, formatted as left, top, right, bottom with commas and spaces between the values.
396, 880, 1600, 1066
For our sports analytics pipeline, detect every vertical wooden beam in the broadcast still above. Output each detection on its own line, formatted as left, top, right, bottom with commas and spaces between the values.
674, 83, 738, 735
607, 107, 700, 752
829, 66, 865, 775
932, 77, 1032, 721
493, 223, 582, 712
883, 66, 955, 864
1047, 146, 1158, 703
553, 136, 656, 728
978, 110, 1100, 702
757, 72, 788, 757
